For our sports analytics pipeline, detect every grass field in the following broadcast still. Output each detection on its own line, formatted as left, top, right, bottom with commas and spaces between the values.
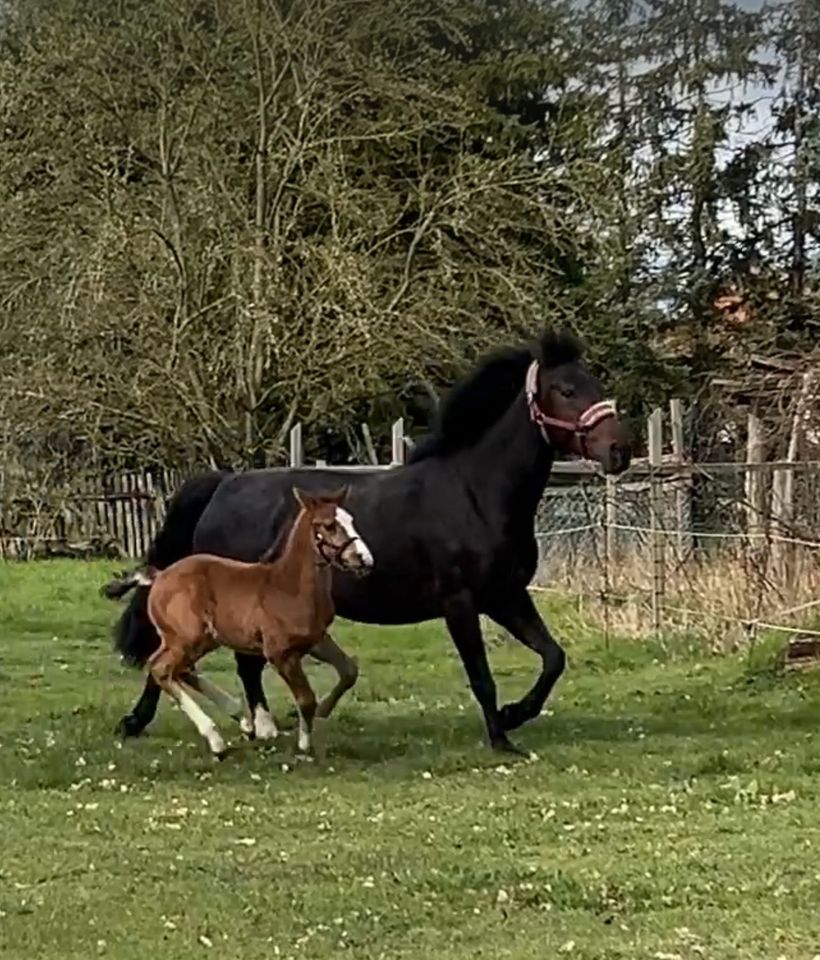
1, 561, 820, 959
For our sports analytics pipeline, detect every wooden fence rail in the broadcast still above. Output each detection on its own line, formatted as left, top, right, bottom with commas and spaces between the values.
3, 403, 818, 568
0, 420, 408, 560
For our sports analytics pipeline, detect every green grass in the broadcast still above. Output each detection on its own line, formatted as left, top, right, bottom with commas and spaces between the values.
1, 561, 820, 960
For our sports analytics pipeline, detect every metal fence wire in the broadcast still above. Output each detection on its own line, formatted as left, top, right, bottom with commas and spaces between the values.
534, 463, 820, 647
5, 404, 820, 648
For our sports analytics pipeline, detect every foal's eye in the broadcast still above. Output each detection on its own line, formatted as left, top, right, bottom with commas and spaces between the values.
552, 384, 575, 399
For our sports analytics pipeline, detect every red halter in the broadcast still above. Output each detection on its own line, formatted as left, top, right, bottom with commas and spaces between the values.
525, 360, 617, 458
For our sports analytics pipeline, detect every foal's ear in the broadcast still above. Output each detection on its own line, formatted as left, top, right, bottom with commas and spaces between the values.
329, 485, 350, 505
292, 487, 314, 510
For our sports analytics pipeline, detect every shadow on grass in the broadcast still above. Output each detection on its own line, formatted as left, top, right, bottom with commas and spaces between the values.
8, 679, 820, 792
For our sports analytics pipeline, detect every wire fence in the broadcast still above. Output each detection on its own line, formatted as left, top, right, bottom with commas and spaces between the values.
0, 420, 407, 560
534, 461, 820, 647
4, 401, 820, 649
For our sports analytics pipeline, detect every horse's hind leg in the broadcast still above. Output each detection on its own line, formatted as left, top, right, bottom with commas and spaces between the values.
310, 633, 359, 719
271, 653, 317, 758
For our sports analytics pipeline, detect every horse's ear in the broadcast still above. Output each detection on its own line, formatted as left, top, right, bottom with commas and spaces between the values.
538, 326, 583, 366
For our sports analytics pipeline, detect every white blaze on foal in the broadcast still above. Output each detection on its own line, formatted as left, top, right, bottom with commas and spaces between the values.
335, 507, 374, 568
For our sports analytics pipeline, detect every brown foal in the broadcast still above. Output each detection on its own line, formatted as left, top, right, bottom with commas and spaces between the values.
138, 487, 373, 759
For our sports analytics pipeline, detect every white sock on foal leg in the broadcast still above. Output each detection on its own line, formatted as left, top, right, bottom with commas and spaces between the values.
170, 681, 227, 756
296, 708, 312, 755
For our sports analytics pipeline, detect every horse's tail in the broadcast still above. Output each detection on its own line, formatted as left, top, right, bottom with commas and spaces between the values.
109, 469, 230, 667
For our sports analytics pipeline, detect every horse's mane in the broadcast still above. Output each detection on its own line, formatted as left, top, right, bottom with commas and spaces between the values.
407, 329, 582, 463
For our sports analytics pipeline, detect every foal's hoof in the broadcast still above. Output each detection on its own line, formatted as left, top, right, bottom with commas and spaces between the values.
239, 717, 256, 742
490, 734, 529, 758
281, 708, 299, 731
115, 714, 145, 740
212, 747, 230, 762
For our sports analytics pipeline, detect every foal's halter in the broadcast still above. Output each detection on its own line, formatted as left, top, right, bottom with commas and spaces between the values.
525, 360, 617, 457
315, 532, 356, 570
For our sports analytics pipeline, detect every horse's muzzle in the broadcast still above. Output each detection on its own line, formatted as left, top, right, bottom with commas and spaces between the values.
604, 442, 631, 475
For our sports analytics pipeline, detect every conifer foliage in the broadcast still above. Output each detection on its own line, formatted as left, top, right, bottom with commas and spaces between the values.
0, 0, 815, 469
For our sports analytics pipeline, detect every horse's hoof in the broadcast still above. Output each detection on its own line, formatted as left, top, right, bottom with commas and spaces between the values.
115, 715, 145, 740
213, 747, 230, 762
490, 735, 529, 758
239, 717, 256, 741
498, 702, 529, 732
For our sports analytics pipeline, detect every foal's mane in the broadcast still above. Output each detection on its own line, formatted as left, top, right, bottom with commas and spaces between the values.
408, 329, 583, 463
258, 501, 307, 564
258, 524, 290, 564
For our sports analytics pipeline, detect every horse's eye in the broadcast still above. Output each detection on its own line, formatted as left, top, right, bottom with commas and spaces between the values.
560, 387, 575, 399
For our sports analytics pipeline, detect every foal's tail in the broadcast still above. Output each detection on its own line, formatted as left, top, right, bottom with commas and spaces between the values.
100, 568, 154, 600
107, 469, 229, 667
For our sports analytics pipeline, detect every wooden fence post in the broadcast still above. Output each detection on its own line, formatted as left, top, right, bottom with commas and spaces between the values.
770, 466, 789, 583
669, 398, 692, 561
361, 423, 379, 465
391, 418, 405, 465
289, 423, 303, 468
604, 464, 618, 571
744, 413, 765, 539
771, 371, 813, 584
602, 401, 618, 649
648, 407, 665, 635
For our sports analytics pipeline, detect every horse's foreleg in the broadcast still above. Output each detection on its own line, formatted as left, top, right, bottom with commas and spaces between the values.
443, 593, 525, 755
234, 653, 278, 741
310, 633, 359, 719
486, 588, 566, 732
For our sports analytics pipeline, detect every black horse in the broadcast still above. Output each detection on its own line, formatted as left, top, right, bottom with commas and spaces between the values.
107, 329, 631, 754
